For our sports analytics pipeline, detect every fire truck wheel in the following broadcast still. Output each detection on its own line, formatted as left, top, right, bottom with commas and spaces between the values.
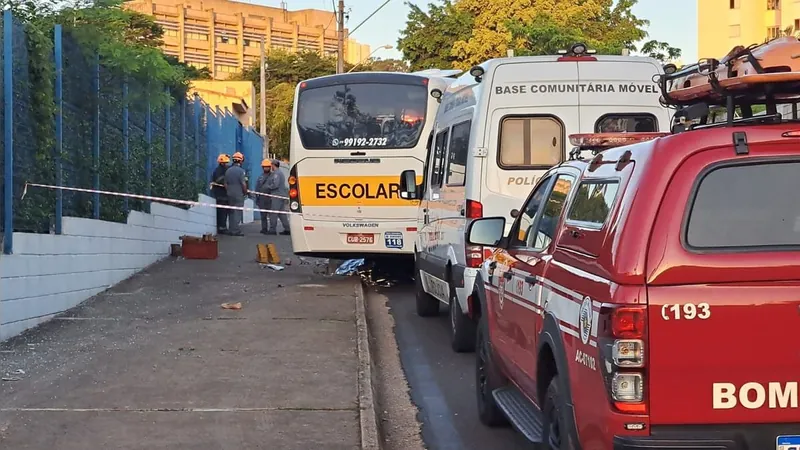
414, 259, 440, 317
449, 287, 476, 353
542, 375, 571, 450
475, 314, 508, 427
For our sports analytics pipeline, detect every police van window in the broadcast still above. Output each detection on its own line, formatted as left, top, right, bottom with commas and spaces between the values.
595, 114, 657, 133
430, 129, 449, 187
510, 176, 553, 247
499, 116, 564, 169
445, 120, 471, 186
296, 82, 428, 149
530, 175, 574, 249
566, 181, 620, 228
685, 160, 800, 250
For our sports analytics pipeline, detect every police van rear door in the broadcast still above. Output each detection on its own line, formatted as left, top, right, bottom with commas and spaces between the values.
645, 139, 800, 432
574, 57, 671, 133
293, 73, 431, 220
484, 60, 580, 224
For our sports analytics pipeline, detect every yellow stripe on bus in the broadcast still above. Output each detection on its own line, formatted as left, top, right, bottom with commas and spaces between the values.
298, 176, 423, 207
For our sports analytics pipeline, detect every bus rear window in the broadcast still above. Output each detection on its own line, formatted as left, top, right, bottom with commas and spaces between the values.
498, 116, 564, 169
595, 114, 657, 132
296, 83, 428, 150
685, 160, 800, 250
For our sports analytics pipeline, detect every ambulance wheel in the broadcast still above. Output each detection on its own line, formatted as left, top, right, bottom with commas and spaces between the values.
414, 258, 440, 317
476, 314, 508, 427
542, 375, 572, 450
449, 286, 476, 353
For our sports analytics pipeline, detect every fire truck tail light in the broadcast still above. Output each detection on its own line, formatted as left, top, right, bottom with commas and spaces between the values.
290, 201, 300, 211
612, 340, 645, 368
599, 303, 649, 414
611, 307, 646, 339
611, 372, 644, 403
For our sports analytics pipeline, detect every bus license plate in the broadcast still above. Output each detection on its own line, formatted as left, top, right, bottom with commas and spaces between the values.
347, 233, 374, 244
777, 435, 800, 450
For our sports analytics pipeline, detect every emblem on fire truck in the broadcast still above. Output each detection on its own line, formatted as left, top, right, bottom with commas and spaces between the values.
579, 296, 593, 345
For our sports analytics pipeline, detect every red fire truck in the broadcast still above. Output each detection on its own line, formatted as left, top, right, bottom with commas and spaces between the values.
466, 39, 800, 449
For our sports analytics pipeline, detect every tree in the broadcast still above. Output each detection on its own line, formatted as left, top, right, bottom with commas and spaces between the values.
640, 40, 682, 62
452, 0, 672, 68
396, 1, 473, 71
264, 82, 297, 158
353, 58, 409, 73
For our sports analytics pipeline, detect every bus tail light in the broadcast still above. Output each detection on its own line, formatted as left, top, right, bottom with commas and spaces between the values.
465, 200, 484, 268
288, 165, 302, 213
598, 304, 648, 414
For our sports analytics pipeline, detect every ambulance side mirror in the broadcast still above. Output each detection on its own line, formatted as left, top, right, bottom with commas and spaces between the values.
399, 169, 420, 200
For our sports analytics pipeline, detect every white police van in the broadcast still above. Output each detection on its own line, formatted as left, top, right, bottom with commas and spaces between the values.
398, 44, 672, 352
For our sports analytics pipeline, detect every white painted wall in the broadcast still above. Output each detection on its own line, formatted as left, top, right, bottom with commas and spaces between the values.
0, 194, 255, 341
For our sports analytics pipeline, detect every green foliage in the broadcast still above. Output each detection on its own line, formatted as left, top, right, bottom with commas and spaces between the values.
7, 0, 209, 229
398, 0, 682, 69
640, 40, 682, 62
396, 1, 473, 71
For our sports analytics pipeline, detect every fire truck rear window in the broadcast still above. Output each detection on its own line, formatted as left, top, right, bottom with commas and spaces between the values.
686, 160, 800, 249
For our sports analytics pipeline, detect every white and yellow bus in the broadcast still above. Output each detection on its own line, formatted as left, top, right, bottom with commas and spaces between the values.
288, 70, 459, 259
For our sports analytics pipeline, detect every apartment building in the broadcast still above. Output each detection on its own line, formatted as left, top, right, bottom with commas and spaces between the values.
698, 0, 800, 59
125, 0, 371, 80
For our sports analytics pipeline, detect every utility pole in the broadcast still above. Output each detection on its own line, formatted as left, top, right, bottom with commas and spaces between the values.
260, 36, 267, 158
337, 0, 345, 74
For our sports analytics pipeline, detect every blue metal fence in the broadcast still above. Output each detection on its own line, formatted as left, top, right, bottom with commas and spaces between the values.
0, 10, 264, 254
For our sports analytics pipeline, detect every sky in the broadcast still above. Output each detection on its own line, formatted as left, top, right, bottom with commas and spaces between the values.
253, 0, 698, 63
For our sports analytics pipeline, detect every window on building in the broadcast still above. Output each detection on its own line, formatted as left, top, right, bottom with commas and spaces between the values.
795, 19, 800, 32
215, 65, 238, 74
499, 116, 564, 169
729, 0, 740, 8
729, 24, 741, 38
767, 0, 780, 10
164, 29, 178, 37
768, 26, 782, 40
185, 32, 208, 41
217, 36, 238, 45
445, 120, 471, 186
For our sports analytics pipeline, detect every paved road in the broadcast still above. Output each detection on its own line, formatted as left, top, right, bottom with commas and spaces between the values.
372, 284, 532, 450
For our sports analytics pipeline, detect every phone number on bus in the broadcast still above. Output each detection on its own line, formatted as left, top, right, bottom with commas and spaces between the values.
331, 137, 389, 147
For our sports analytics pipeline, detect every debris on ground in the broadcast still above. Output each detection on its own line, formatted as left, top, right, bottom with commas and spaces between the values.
259, 263, 284, 271
335, 259, 365, 276
220, 302, 243, 310
1, 377, 21, 382
334, 258, 414, 288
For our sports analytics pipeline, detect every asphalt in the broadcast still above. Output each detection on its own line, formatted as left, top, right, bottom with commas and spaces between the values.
367, 284, 532, 450
0, 223, 362, 450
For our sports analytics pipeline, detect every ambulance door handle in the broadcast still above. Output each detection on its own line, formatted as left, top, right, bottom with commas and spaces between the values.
460, 208, 465, 216
502, 272, 513, 280
350, 151, 366, 156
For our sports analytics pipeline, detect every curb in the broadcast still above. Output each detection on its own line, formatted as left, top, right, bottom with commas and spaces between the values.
355, 282, 381, 450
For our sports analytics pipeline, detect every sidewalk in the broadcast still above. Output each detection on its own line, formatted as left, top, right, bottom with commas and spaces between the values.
0, 223, 365, 449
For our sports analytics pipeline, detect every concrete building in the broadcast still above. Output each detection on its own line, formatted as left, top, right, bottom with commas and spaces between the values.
125, 0, 371, 80
698, 0, 800, 60
189, 80, 256, 126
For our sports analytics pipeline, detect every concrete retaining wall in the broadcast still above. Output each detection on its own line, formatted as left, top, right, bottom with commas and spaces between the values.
0, 194, 255, 341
